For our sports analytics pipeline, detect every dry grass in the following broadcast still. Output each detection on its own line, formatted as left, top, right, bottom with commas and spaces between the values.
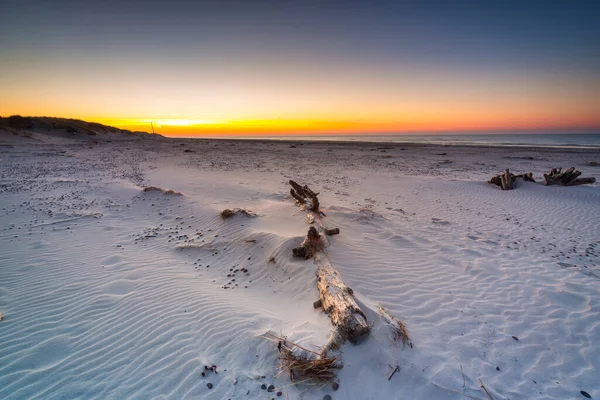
263, 332, 341, 385
220, 208, 256, 219
378, 304, 412, 348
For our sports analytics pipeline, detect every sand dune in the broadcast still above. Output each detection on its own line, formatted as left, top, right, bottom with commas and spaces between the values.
0, 136, 599, 399
0, 116, 160, 146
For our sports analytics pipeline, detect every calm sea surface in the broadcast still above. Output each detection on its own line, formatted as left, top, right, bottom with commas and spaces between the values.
192, 133, 600, 149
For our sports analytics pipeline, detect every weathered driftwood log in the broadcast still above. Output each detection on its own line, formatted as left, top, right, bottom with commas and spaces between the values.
290, 180, 320, 212
488, 169, 516, 190
488, 169, 535, 189
290, 188, 306, 204
314, 251, 369, 354
544, 167, 596, 186
289, 180, 370, 355
517, 172, 536, 182
292, 226, 322, 259
500, 169, 514, 190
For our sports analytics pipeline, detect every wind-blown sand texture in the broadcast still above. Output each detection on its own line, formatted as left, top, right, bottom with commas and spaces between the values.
1, 131, 599, 399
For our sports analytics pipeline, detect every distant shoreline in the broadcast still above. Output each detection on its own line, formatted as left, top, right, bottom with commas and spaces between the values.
163, 133, 600, 151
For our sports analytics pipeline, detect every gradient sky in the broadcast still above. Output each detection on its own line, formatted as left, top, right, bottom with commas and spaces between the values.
1, 0, 599, 136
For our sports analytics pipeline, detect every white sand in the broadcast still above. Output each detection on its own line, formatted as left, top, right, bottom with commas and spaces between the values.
1, 131, 599, 399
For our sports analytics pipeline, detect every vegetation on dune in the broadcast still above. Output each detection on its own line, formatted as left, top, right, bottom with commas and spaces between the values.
0, 115, 159, 138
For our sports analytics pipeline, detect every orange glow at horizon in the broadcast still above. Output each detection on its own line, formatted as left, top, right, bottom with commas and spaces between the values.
93, 114, 600, 137
2, 56, 599, 136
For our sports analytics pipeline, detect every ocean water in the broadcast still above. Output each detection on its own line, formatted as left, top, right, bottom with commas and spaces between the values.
202, 133, 600, 149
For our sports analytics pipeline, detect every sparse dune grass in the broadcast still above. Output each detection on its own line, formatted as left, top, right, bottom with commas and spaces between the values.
264, 332, 341, 385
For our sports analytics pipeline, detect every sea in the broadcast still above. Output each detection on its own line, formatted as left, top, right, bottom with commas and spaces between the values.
195, 133, 600, 149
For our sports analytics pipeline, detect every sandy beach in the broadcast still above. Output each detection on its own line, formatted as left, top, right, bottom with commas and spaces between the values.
1, 131, 599, 400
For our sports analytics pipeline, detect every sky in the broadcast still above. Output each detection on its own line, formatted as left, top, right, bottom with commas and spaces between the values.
1, 0, 599, 136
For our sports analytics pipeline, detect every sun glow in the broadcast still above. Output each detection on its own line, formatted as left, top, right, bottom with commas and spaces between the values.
120, 119, 224, 127
152, 119, 222, 127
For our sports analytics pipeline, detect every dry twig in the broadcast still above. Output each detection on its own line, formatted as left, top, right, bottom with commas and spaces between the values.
479, 378, 495, 400
388, 365, 399, 381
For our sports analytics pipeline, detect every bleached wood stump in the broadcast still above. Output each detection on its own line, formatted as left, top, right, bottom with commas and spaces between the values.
289, 180, 370, 355
488, 170, 535, 189
544, 167, 596, 186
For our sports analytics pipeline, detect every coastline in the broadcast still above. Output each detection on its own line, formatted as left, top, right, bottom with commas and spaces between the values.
0, 134, 598, 399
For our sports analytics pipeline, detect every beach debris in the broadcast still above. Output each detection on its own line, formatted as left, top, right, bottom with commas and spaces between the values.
288, 180, 369, 355
142, 186, 183, 195
488, 169, 535, 190
317, 251, 369, 353
220, 208, 256, 219
489, 167, 595, 188
206, 382, 213, 389
264, 332, 341, 384
203, 364, 218, 374
544, 167, 596, 186
289, 180, 320, 212
0, 312, 3, 321
479, 378, 496, 400
378, 304, 412, 348
332, 382, 339, 390
588, 161, 599, 167
388, 365, 400, 381
292, 226, 323, 259
325, 228, 340, 236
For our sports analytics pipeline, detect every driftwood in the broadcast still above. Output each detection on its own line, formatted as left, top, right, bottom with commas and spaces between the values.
490, 167, 596, 189
519, 172, 536, 182
220, 208, 256, 219
315, 251, 369, 353
544, 167, 596, 186
325, 228, 340, 236
289, 180, 370, 355
289, 180, 319, 212
488, 169, 535, 190
142, 186, 183, 195
488, 169, 516, 190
